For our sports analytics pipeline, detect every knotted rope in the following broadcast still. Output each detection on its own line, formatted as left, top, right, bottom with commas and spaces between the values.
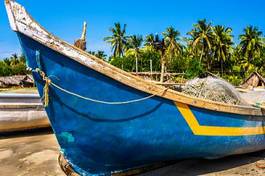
30, 68, 168, 106
35, 68, 51, 107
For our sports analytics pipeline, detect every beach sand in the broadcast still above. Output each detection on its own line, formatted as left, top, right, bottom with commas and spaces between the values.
0, 129, 264, 176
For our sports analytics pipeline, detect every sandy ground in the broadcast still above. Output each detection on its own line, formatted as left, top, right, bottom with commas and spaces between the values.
0, 129, 64, 176
0, 129, 264, 176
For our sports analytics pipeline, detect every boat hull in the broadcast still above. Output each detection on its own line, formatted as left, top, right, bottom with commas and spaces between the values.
17, 33, 265, 175
0, 93, 49, 133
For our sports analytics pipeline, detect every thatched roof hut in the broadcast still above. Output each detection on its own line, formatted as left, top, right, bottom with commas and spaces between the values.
0, 75, 34, 88
241, 72, 265, 89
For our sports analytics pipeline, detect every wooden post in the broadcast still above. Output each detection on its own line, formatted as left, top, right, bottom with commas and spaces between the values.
150, 59, 153, 77
81, 21, 87, 41
74, 21, 87, 51
135, 55, 138, 73
160, 58, 165, 83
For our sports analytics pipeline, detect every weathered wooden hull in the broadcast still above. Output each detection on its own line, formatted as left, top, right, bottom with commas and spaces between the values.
0, 94, 49, 132
18, 33, 265, 175
5, 1, 265, 175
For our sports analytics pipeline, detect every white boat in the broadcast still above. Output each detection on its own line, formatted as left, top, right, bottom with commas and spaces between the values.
0, 93, 49, 132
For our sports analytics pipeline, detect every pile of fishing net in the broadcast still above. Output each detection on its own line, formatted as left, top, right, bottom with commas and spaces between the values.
181, 76, 248, 105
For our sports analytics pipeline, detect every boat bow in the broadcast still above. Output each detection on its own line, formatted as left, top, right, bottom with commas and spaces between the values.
4, 0, 264, 116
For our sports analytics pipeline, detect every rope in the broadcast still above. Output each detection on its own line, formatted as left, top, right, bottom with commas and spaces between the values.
36, 68, 51, 107
30, 68, 168, 106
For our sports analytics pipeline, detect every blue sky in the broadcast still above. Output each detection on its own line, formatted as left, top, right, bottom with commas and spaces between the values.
0, 0, 265, 58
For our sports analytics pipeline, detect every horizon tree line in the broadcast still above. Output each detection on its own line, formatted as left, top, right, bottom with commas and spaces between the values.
1, 19, 264, 85
104, 19, 265, 83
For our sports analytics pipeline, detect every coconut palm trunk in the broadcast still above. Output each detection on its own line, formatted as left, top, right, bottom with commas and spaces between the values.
200, 47, 204, 63
135, 54, 138, 73
221, 58, 224, 76
160, 56, 166, 83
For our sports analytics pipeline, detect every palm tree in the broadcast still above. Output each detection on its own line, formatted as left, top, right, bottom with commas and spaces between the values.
127, 35, 143, 72
10, 53, 19, 66
95, 51, 107, 60
104, 23, 128, 57
188, 19, 213, 66
145, 34, 163, 50
88, 50, 107, 60
161, 27, 182, 82
146, 34, 167, 82
145, 34, 155, 48
212, 25, 233, 75
239, 26, 263, 63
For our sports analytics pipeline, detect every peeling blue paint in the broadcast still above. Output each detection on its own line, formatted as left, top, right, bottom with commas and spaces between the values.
59, 132, 75, 143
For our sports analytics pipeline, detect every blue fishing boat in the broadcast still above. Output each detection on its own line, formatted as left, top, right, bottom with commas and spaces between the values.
5, 0, 265, 175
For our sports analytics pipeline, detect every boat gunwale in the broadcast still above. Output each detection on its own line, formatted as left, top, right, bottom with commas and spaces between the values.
5, 0, 263, 116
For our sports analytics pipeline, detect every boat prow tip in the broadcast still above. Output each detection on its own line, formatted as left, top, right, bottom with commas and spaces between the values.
5, 0, 17, 4
5, 0, 18, 31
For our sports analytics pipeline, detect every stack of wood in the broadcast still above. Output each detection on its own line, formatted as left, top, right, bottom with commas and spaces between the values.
0, 75, 34, 88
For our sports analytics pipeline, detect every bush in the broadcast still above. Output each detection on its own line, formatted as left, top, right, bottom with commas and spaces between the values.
109, 49, 161, 72
185, 58, 205, 79
0, 62, 12, 76
222, 75, 243, 86
0, 54, 29, 76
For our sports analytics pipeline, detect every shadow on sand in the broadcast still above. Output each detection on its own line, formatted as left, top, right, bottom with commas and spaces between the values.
141, 151, 265, 176
0, 127, 53, 140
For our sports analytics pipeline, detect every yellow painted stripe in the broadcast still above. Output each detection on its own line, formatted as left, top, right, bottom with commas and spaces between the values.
175, 102, 265, 136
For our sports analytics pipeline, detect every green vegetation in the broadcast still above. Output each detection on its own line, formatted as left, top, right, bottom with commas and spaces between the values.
1, 20, 264, 86
104, 20, 265, 85
0, 54, 28, 76
104, 23, 128, 57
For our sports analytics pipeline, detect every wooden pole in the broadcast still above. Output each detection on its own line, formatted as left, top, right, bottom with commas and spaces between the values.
81, 21, 87, 41
150, 59, 153, 76
74, 21, 87, 51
